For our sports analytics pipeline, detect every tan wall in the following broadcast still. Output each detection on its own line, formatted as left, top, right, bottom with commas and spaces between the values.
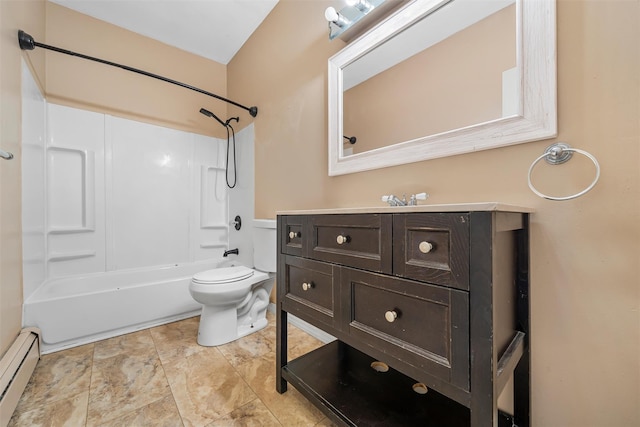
229, 0, 639, 425
0, 0, 46, 358
45, 2, 229, 138
344, 4, 515, 154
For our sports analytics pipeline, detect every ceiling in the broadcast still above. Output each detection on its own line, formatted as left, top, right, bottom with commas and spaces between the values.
49, 0, 280, 65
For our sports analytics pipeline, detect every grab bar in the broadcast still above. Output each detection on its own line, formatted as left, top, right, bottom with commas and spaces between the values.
0, 149, 14, 160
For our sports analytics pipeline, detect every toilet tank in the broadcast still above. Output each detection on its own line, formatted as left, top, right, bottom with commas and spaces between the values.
252, 219, 277, 272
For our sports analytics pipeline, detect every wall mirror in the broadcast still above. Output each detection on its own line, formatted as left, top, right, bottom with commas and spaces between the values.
328, 0, 556, 176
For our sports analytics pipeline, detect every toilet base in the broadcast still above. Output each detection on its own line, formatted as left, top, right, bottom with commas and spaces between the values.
238, 317, 268, 339
196, 306, 269, 347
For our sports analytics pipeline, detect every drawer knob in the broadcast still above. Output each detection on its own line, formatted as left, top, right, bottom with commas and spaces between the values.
302, 282, 314, 291
419, 241, 433, 254
384, 310, 398, 323
289, 231, 300, 239
336, 234, 350, 245
412, 383, 429, 395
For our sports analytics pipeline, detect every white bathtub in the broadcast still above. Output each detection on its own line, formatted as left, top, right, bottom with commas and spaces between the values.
23, 260, 226, 353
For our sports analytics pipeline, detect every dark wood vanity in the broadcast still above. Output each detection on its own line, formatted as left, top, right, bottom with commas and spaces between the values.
276, 204, 531, 427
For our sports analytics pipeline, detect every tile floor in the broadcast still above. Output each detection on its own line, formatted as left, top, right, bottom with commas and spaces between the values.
9, 312, 336, 427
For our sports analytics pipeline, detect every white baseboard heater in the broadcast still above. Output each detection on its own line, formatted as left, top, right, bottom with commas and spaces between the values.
0, 328, 41, 427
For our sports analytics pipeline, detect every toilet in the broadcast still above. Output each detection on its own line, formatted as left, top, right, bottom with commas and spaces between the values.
189, 219, 276, 346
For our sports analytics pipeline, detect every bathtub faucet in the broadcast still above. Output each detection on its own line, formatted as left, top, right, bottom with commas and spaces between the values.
223, 248, 239, 257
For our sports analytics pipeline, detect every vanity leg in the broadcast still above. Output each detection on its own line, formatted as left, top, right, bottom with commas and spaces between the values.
276, 308, 288, 393
514, 216, 531, 426
514, 349, 530, 427
469, 212, 498, 427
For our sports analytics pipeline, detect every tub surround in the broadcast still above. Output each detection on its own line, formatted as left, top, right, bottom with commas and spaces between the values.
276, 205, 531, 426
21, 97, 258, 354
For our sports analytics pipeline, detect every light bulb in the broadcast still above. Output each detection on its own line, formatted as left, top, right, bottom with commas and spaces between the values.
325, 7, 339, 22
324, 6, 350, 27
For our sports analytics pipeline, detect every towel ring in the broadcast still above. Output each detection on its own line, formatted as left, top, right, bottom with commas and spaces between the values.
528, 143, 600, 201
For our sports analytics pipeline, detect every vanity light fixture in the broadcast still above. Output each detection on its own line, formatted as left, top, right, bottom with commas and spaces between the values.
325, 6, 351, 28
346, 0, 373, 13
325, 0, 404, 41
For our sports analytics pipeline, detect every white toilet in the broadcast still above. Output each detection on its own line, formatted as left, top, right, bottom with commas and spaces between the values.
189, 219, 276, 346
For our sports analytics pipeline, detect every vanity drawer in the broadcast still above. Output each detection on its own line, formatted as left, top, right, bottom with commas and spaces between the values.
343, 268, 469, 390
393, 213, 470, 290
308, 214, 392, 273
282, 255, 340, 331
280, 215, 306, 257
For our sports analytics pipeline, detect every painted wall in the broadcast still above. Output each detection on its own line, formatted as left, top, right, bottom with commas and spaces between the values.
229, 0, 639, 426
44, 2, 231, 139
0, 0, 46, 359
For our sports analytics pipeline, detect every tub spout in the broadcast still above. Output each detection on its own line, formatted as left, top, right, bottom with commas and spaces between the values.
223, 248, 239, 257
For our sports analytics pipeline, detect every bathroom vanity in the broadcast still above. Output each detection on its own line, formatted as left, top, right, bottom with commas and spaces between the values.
276, 204, 531, 427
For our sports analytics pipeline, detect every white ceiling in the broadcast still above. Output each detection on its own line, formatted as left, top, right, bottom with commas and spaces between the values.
49, 0, 280, 65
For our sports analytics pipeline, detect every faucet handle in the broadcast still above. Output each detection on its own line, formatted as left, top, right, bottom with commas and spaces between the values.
408, 192, 429, 206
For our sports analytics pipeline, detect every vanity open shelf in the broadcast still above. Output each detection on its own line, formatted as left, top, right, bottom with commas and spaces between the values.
283, 340, 517, 426
276, 204, 532, 427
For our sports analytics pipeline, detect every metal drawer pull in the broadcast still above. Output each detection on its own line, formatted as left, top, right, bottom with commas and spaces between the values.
302, 282, 314, 291
418, 241, 433, 254
384, 310, 398, 323
336, 234, 350, 245
289, 231, 300, 239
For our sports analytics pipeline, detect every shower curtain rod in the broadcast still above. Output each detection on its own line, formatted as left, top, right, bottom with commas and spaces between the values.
18, 30, 258, 118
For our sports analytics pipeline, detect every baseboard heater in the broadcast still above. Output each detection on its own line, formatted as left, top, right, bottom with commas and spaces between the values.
0, 328, 41, 427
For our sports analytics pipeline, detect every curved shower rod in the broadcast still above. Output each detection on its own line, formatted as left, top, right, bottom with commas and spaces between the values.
18, 30, 258, 118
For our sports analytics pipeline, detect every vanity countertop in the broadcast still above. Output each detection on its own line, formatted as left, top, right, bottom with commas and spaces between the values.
277, 202, 534, 215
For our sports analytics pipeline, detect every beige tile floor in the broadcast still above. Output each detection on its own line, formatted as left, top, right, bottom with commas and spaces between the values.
9, 311, 337, 427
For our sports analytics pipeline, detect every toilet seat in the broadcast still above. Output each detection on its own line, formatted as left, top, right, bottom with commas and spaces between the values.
192, 266, 254, 285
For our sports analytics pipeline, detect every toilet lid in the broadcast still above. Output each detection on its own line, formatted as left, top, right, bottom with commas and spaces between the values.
193, 265, 254, 284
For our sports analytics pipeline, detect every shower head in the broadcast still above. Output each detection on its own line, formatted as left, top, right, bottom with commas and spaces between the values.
199, 108, 226, 128
199, 108, 213, 117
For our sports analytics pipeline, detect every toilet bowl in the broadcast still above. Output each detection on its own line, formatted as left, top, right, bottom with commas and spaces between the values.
189, 219, 276, 346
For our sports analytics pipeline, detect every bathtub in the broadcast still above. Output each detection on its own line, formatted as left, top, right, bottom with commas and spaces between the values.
23, 259, 227, 353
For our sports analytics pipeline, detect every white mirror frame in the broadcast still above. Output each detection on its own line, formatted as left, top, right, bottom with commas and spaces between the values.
328, 0, 556, 176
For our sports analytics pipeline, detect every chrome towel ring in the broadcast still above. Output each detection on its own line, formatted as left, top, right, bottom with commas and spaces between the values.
528, 142, 600, 201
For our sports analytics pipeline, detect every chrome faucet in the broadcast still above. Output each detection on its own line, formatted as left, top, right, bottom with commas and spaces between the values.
382, 192, 428, 206
381, 194, 407, 206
